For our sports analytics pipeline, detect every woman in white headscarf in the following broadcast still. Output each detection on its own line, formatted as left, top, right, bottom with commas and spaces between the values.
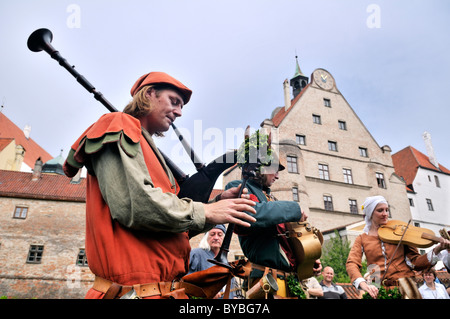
346, 196, 450, 299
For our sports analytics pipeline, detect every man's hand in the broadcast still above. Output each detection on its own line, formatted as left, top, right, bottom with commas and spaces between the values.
433, 238, 450, 255
300, 209, 308, 222
313, 259, 322, 276
219, 184, 250, 200
204, 198, 256, 227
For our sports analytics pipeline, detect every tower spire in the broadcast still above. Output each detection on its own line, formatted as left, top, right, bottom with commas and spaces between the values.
293, 55, 305, 77
290, 55, 309, 98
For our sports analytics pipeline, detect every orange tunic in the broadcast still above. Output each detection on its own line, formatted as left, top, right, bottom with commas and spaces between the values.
64, 113, 191, 298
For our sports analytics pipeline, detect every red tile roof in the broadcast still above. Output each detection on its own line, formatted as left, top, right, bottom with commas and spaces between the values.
0, 169, 85, 202
337, 283, 362, 299
392, 146, 450, 188
0, 113, 53, 167
0, 138, 14, 151
271, 84, 310, 127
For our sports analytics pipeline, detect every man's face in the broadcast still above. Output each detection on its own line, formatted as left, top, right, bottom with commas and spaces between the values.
263, 171, 279, 188
143, 88, 184, 134
323, 268, 334, 283
207, 229, 224, 249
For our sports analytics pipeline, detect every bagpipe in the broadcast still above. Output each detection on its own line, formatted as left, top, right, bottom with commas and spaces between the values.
27, 28, 236, 204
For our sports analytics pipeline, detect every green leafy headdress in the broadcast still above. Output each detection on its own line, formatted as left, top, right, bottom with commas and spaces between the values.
236, 126, 274, 175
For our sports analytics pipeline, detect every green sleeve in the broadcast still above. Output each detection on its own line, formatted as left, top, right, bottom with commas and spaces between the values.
91, 141, 206, 233
225, 180, 302, 229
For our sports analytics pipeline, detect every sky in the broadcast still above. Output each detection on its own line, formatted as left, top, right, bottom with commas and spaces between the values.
0, 0, 449, 183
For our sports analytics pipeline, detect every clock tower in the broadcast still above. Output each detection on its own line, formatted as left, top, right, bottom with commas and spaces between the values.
290, 56, 309, 98
312, 68, 335, 91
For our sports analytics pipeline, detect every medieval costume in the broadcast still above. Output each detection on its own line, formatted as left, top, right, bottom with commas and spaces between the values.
63, 72, 211, 299
224, 177, 303, 297
346, 196, 442, 291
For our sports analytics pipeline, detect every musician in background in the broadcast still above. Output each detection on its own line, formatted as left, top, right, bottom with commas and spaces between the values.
346, 195, 450, 299
63, 72, 257, 299
224, 154, 320, 298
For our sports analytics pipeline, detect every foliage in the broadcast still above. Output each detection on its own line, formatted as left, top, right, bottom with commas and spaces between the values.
287, 275, 307, 299
361, 286, 402, 299
319, 230, 357, 283
237, 129, 272, 169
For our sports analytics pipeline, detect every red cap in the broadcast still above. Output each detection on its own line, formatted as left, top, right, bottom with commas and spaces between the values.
130, 72, 192, 104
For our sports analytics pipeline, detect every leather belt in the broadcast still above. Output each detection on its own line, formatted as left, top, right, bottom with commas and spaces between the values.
381, 278, 399, 287
93, 276, 181, 299
250, 263, 294, 279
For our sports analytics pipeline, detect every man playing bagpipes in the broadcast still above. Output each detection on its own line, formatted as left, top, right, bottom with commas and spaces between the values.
63, 72, 258, 299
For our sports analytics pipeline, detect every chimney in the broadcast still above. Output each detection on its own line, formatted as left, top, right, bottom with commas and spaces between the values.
32, 157, 43, 181
422, 131, 439, 168
23, 124, 31, 139
283, 79, 291, 111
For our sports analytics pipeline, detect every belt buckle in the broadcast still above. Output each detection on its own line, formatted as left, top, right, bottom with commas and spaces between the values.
120, 288, 141, 299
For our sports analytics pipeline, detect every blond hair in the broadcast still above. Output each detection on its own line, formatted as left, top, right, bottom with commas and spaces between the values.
123, 85, 167, 137
123, 85, 155, 118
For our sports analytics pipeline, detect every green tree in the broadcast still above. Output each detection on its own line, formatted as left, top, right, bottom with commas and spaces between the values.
319, 230, 367, 283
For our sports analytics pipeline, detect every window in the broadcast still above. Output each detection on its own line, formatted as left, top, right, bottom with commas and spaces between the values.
426, 199, 434, 211
287, 156, 298, 173
296, 134, 306, 145
343, 168, 353, 184
313, 114, 321, 124
319, 164, 330, 180
13, 206, 28, 219
328, 141, 338, 152
323, 98, 331, 107
349, 199, 358, 214
76, 249, 88, 266
338, 120, 347, 130
27, 245, 44, 264
292, 187, 299, 202
434, 175, 440, 188
359, 147, 368, 157
409, 198, 414, 207
324, 195, 333, 211
376, 172, 386, 188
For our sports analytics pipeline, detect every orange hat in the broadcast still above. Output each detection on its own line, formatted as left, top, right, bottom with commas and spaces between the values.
130, 71, 192, 104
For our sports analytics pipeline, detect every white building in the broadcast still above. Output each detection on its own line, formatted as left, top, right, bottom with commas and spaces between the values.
392, 132, 450, 261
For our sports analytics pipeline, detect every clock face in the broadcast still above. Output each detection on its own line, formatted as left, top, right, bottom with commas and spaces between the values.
314, 69, 334, 90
